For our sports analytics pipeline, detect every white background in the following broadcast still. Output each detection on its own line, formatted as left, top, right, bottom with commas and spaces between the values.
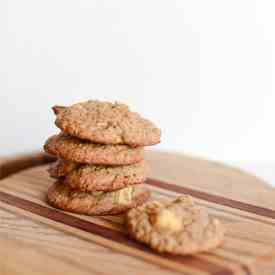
1, 1, 275, 183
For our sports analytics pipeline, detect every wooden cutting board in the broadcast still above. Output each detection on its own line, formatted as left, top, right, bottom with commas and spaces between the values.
1, 151, 275, 275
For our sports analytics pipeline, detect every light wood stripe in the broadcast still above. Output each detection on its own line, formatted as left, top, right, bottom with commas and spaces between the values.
1, 183, 272, 255
11, 163, 275, 222
0, 189, 124, 232
0, 208, 181, 275
2, 173, 275, 251
152, 188, 275, 226
147, 179, 275, 220
1, 177, 271, 228
0, 190, 238, 275
1, 156, 275, 274
1, 174, 275, 248
0, 178, 260, 232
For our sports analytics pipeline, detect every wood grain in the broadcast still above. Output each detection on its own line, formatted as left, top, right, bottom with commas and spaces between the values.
0, 151, 275, 275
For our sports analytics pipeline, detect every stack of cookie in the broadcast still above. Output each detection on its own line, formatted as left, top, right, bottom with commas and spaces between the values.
44, 100, 161, 216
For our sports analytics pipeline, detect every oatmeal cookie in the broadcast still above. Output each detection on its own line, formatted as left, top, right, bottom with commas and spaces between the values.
53, 100, 161, 146
48, 159, 79, 179
126, 196, 225, 255
44, 133, 144, 165
47, 182, 150, 215
50, 159, 148, 192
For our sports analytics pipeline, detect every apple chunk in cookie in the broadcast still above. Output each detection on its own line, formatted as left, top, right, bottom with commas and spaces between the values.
47, 182, 150, 216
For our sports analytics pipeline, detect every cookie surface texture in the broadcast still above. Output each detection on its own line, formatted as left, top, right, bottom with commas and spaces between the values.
44, 134, 144, 165
54, 100, 161, 146
48, 159, 78, 179
126, 196, 225, 255
60, 160, 148, 192
47, 182, 150, 215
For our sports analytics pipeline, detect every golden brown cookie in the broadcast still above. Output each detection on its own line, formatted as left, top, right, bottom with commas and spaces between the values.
49, 159, 148, 192
53, 100, 161, 147
47, 182, 150, 215
44, 133, 144, 165
126, 196, 225, 255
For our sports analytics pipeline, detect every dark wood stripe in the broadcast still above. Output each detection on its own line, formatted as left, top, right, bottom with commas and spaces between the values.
15, 181, 275, 228
152, 188, 275, 227
147, 178, 275, 220
0, 191, 235, 275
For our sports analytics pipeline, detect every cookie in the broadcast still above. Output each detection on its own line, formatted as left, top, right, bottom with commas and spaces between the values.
47, 182, 150, 215
50, 159, 148, 192
126, 196, 225, 255
52, 105, 66, 115
53, 100, 161, 146
44, 133, 144, 165
48, 159, 78, 179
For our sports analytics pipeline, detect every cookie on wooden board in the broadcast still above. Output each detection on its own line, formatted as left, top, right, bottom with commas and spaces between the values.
49, 159, 148, 192
44, 134, 144, 166
126, 196, 225, 255
47, 182, 150, 215
53, 100, 161, 147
